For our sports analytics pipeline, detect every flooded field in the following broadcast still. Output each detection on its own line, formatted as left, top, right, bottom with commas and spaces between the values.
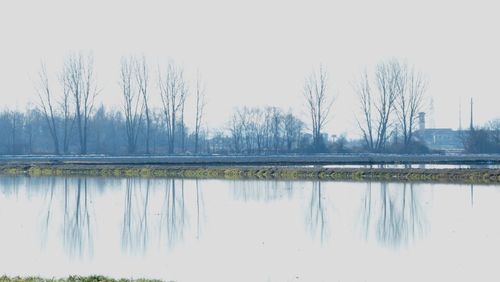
0, 176, 499, 281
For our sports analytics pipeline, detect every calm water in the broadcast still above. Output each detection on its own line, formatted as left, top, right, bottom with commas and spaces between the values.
0, 176, 499, 282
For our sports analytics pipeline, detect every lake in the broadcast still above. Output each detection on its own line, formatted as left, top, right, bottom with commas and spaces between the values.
0, 176, 498, 282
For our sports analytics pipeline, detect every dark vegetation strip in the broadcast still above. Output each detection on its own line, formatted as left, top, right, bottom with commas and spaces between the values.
1, 163, 500, 184
0, 276, 163, 282
2, 154, 500, 166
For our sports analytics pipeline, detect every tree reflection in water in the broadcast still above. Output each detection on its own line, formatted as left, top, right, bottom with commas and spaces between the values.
121, 178, 151, 254
359, 182, 372, 241
40, 177, 56, 249
159, 179, 187, 250
306, 181, 329, 243
120, 178, 205, 253
470, 184, 474, 207
63, 178, 94, 258
195, 179, 205, 239
359, 182, 427, 248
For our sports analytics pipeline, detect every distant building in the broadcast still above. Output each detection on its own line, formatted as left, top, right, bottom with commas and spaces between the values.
415, 112, 465, 152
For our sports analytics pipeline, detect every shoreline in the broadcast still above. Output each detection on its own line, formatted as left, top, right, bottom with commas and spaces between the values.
1, 163, 500, 183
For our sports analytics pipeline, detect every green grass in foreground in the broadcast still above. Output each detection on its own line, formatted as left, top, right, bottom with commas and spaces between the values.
0, 276, 163, 282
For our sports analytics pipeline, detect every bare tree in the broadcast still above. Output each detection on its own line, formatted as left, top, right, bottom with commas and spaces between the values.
394, 63, 427, 149
194, 72, 206, 154
283, 111, 303, 152
268, 107, 282, 153
135, 56, 151, 154
180, 100, 186, 152
158, 62, 188, 154
63, 53, 98, 155
354, 70, 375, 150
354, 60, 400, 152
59, 74, 74, 154
229, 112, 243, 153
374, 60, 400, 150
303, 65, 333, 152
35, 62, 60, 154
120, 56, 143, 154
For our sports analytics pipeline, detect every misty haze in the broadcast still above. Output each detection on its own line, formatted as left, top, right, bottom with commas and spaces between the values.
0, 1, 499, 282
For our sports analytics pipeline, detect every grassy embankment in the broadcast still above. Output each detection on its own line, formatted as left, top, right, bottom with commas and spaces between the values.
1, 163, 500, 183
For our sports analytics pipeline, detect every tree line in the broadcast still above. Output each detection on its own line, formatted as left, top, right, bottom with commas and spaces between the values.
463, 120, 500, 153
1, 52, 319, 155
1, 53, 498, 155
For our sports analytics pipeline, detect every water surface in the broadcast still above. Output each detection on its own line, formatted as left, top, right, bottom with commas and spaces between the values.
0, 176, 498, 282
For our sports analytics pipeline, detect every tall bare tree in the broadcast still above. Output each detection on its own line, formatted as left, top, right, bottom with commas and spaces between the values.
394, 63, 427, 149
35, 62, 60, 154
63, 53, 98, 155
59, 74, 74, 154
158, 62, 188, 154
120, 56, 143, 154
135, 56, 151, 154
194, 72, 206, 154
303, 65, 333, 152
355, 70, 375, 150
355, 60, 400, 152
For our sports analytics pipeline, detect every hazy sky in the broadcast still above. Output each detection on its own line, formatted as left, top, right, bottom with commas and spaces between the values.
0, 0, 499, 137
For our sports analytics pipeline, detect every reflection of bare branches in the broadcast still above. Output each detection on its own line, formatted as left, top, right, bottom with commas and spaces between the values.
122, 178, 151, 254
63, 178, 93, 258
195, 179, 205, 239
359, 182, 427, 248
40, 177, 56, 248
233, 180, 295, 202
359, 182, 372, 241
160, 179, 187, 249
377, 183, 402, 245
0, 176, 22, 196
306, 181, 329, 243
470, 184, 474, 207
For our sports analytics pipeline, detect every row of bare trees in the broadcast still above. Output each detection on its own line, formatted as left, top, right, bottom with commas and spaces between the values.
36, 53, 98, 154
121, 56, 207, 154
354, 59, 427, 152
34, 52, 207, 155
2, 56, 437, 155
228, 107, 305, 154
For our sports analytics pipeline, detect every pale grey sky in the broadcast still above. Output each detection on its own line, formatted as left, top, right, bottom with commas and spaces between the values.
0, 0, 499, 137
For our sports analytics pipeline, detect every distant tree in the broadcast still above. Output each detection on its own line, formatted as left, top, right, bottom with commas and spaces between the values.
394, 61, 427, 150
158, 62, 188, 154
229, 111, 244, 153
59, 72, 74, 154
354, 60, 400, 152
35, 62, 60, 154
267, 107, 283, 153
464, 129, 493, 153
464, 119, 500, 153
486, 119, 500, 147
332, 135, 349, 153
62, 53, 98, 155
135, 56, 151, 154
303, 65, 333, 152
194, 72, 206, 154
283, 111, 304, 152
120, 56, 143, 154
